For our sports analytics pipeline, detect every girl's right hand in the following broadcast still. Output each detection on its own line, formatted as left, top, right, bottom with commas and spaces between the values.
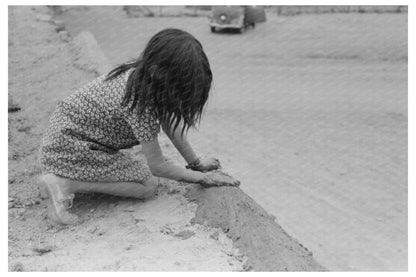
200, 172, 240, 188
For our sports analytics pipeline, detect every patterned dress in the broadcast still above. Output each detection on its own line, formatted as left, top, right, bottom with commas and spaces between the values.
39, 69, 160, 184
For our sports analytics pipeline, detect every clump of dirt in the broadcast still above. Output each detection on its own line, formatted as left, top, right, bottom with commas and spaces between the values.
8, 95, 21, 112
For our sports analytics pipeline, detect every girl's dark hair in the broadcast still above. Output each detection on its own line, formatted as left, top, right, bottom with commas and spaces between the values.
105, 28, 212, 136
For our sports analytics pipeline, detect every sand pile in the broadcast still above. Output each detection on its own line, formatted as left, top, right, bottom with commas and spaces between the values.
70, 31, 111, 76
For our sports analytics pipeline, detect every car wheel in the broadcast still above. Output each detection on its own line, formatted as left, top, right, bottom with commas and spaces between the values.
210, 27, 216, 33
252, 22, 256, 28
237, 27, 243, 33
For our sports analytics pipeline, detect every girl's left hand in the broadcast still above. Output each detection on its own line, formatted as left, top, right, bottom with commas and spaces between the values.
186, 157, 221, 172
200, 172, 240, 188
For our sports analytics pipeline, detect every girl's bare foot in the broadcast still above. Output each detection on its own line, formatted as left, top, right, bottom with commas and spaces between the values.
38, 174, 78, 225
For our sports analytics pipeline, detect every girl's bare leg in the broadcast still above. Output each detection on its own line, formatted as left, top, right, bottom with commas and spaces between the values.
39, 173, 158, 225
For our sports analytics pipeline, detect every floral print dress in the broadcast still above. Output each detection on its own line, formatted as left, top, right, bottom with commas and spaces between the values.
39, 69, 160, 184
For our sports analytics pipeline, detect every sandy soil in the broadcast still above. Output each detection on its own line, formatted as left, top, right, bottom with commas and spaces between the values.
8, 6, 246, 271
57, 6, 407, 271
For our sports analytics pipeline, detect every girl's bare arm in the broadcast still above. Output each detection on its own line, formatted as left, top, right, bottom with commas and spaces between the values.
142, 136, 204, 183
161, 122, 220, 172
141, 136, 240, 187
161, 122, 199, 165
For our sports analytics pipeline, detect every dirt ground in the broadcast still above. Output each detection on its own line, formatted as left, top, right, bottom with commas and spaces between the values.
57, 6, 408, 271
8, 5, 407, 271
8, 6, 247, 271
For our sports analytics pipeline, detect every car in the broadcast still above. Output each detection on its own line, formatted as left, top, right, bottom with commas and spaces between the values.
209, 6, 266, 33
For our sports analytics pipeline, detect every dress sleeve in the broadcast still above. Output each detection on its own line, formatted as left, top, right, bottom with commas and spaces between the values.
123, 107, 160, 143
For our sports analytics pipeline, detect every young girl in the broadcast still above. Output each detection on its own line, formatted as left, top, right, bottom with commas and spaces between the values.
39, 28, 240, 225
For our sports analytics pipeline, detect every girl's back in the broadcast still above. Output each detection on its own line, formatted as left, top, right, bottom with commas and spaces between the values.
43, 69, 159, 152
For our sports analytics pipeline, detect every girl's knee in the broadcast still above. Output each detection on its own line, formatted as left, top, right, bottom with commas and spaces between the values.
140, 176, 158, 199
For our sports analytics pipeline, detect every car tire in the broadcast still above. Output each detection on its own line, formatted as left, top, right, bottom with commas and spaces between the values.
237, 27, 243, 33
252, 22, 256, 28
210, 27, 216, 33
